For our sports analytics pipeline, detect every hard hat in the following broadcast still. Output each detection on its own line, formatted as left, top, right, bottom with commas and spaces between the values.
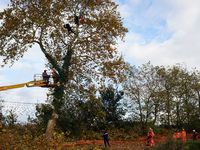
193, 130, 195, 132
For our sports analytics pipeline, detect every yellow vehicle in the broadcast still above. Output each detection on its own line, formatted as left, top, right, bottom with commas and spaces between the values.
0, 74, 55, 91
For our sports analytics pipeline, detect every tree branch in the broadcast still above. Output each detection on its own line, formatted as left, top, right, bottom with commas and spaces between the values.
33, 40, 61, 73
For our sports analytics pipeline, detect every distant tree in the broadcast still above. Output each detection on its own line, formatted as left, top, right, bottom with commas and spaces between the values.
99, 86, 125, 126
191, 69, 200, 115
5, 110, 18, 127
171, 65, 200, 127
156, 65, 179, 129
0, 99, 4, 126
123, 62, 162, 125
123, 66, 144, 123
0, 0, 128, 138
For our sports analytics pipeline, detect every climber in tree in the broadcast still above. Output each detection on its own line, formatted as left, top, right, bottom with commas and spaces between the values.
64, 24, 75, 34
79, 10, 84, 24
75, 10, 84, 25
75, 16, 79, 25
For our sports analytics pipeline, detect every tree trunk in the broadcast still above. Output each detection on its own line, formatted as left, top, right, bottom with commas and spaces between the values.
45, 109, 58, 139
137, 97, 143, 123
167, 91, 170, 129
153, 105, 157, 125
176, 102, 179, 128
197, 91, 200, 115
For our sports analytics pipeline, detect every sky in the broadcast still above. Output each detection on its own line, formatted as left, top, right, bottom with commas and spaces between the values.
1, 0, 200, 121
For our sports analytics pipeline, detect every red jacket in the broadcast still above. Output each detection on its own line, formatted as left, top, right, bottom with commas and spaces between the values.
42, 72, 47, 75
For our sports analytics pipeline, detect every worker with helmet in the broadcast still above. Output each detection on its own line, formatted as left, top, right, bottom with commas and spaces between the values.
193, 130, 198, 141
147, 128, 155, 146
181, 128, 186, 142
42, 70, 50, 84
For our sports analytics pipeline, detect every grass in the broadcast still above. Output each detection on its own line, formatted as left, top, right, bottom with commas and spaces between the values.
153, 138, 200, 150
1, 125, 200, 150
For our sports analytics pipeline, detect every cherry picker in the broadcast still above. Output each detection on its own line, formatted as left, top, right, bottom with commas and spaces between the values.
0, 73, 55, 91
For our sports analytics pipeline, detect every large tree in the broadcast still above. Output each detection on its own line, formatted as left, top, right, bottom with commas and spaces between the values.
0, 0, 128, 138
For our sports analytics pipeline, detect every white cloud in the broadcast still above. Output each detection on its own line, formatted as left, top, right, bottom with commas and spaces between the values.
115, 0, 200, 70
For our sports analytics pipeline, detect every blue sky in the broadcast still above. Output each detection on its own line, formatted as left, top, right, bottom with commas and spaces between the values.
1, 0, 200, 121
115, 0, 200, 69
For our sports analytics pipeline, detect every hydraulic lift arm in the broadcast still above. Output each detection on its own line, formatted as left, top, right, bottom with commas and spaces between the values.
0, 73, 55, 91
0, 80, 54, 91
0, 83, 26, 91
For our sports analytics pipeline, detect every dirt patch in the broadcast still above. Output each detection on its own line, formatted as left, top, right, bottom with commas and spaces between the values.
63, 140, 133, 146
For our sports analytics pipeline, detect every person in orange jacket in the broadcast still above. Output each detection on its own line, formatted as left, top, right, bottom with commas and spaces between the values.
147, 128, 151, 145
42, 70, 50, 84
181, 128, 186, 142
176, 130, 181, 140
147, 128, 155, 146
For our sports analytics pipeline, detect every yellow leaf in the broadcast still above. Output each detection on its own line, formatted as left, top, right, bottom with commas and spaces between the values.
2, 129, 6, 132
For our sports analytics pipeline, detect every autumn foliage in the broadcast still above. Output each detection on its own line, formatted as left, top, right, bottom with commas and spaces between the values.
0, 0, 129, 138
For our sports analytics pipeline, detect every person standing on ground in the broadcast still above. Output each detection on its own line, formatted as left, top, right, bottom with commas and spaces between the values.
147, 128, 155, 146
176, 130, 181, 140
147, 128, 151, 145
103, 130, 110, 148
181, 128, 186, 142
193, 130, 198, 141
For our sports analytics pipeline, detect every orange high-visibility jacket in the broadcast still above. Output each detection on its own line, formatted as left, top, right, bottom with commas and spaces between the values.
148, 132, 155, 138
150, 132, 155, 138
182, 131, 186, 137
182, 131, 186, 142
148, 131, 150, 137
176, 132, 181, 139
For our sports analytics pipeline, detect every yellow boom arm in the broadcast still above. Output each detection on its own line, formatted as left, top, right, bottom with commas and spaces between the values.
0, 83, 26, 91
0, 80, 54, 91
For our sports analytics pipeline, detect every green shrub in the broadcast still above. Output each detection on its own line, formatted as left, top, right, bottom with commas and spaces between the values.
154, 137, 188, 150
154, 137, 200, 150
186, 141, 200, 150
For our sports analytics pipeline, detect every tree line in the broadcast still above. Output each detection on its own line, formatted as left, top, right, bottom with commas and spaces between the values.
123, 62, 200, 131
2, 61, 200, 136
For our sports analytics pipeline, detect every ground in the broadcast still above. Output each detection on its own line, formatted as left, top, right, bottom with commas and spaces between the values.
60, 134, 195, 149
